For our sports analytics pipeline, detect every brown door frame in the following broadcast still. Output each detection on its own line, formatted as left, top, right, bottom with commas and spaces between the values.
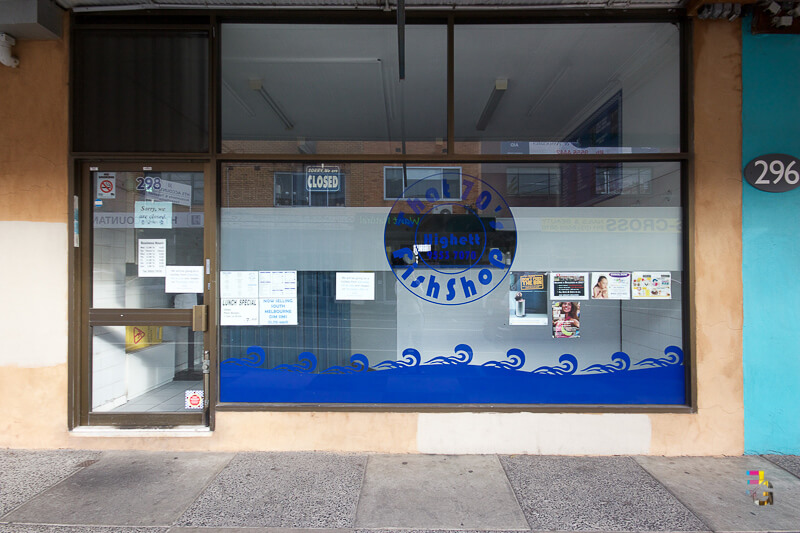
71, 160, 217, 428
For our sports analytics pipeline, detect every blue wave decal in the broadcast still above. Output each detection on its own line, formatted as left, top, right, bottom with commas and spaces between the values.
272, 351, 318, 372
532, 353, 578, 375
373, 348, 421, 370
423, 343, 474, 365
634, 345, 684, 368
482, 348, 526, 370
582, 352, 631, 374
320, 353, 370, 374
221, 345, 267, 367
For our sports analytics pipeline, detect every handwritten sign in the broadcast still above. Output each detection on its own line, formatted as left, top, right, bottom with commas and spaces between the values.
336, 272, 375, 300
134, 201, 172, 229
165, 266, 204, 293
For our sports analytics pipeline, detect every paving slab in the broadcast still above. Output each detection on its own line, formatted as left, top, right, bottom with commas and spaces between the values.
355, 454, 528, 530
501, 455, 707, 532
2, 451, 233, 527
170, 529, 348, 533
635, 455, 800, 532
0, 527, 166, 533
0, 449, 102, 519
177, 452, 365, 529
763, 455, 800, 479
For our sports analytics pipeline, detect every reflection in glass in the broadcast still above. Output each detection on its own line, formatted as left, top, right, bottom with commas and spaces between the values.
91, 326, 204, 413
92, 171, 205, 309
455, 23, 680, 153
221, 24, 447, 154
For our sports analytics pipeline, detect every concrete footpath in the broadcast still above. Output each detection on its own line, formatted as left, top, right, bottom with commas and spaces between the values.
1, 450, 799, 533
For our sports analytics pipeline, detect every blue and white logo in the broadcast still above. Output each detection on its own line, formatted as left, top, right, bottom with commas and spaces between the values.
384, 171, 517, 305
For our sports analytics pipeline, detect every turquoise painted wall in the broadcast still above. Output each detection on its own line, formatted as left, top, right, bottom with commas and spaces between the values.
742, 16, 800, 454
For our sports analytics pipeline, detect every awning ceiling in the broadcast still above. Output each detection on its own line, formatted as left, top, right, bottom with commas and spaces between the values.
57, 0, 688, 12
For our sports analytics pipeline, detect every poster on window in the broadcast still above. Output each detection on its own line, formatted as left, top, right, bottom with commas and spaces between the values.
632, 272, 672, 299
550, 272, 589, 301
508, 272, 548, 325
552, 301, 581, 339
591, 272, 631, 300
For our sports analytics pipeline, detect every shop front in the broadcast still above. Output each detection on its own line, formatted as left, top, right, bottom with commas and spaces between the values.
0, 1, 749, 454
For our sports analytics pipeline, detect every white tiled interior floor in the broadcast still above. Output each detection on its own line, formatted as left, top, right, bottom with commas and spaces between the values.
111, 380, 203, 412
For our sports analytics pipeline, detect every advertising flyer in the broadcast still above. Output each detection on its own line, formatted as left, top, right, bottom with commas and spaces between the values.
336, 272, 375, 301
632, 272, 672, 299
591, 272, 631, 300
508, 272, 548, 325
259, 271, 297, 297
258, 271, 298, 325
260, 297, 298, 325
552, 301, 581, 339
137, 238, 166, 277
220, 271, 259, 299
220, 298, 259, 325
550, 272, 589, 301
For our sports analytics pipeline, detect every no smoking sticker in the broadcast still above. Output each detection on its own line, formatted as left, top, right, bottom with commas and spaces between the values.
97, 173, 116, 199
185, 390, 204, 410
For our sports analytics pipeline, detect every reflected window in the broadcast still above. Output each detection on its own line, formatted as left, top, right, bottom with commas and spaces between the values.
384, 167, 461, 200
507, 167, 561, 196
274, 172, 346, 207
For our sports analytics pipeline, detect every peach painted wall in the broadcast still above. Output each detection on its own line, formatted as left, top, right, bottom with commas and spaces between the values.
0, 15, 72, 449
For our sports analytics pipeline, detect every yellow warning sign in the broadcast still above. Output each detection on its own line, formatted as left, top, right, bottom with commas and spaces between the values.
520, 274, 544, 291
125, 325, 163, 352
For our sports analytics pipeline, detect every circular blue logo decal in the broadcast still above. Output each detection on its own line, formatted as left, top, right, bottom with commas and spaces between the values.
384, 171, 517, 305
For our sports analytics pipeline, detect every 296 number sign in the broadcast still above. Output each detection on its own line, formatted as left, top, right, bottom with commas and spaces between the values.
744, 154, 800, 193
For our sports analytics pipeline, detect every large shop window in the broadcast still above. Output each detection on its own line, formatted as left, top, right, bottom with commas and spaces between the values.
217, 19, 686, 406
219, 161, 686, 405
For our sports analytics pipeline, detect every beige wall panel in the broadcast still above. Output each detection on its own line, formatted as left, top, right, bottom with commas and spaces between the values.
649, 19, 744, 456
0, 221, 69, 367
0, 16, 69, 223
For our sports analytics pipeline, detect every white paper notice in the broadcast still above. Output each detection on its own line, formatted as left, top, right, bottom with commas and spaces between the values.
146, 179, 193, 207
258, 271, 298, 325
259, 271, 297, 297
220, 271, 259, 298
260, 298, 298, 325
134, 201, 172, 229
221, 298, 259, 325
591, 272, 631, 300
632, 272, 672, 299
165, 266, 204, 293
336, 272, 375, 300
138, 239, 166, 277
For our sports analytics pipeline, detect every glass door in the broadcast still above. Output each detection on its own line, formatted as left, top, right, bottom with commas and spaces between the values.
81, 163, 212, 426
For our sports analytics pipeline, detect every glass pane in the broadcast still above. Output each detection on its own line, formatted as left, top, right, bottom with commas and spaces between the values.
73, 31, 209, 153
221, 24, 447, 155
455, 23, 680, 154
219, 162, 685, 405
92, 171, 205, 308
91, 326, 204, 412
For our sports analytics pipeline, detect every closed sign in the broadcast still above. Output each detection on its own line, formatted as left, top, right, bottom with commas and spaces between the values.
744, 153, 800, 193
306, 166, 341, 192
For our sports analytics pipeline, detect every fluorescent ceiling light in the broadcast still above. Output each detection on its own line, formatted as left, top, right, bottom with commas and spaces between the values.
476, 78, 508, 131
249, 78, 294, 130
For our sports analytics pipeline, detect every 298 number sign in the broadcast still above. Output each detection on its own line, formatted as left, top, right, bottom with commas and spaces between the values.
744, 153, 800, 193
